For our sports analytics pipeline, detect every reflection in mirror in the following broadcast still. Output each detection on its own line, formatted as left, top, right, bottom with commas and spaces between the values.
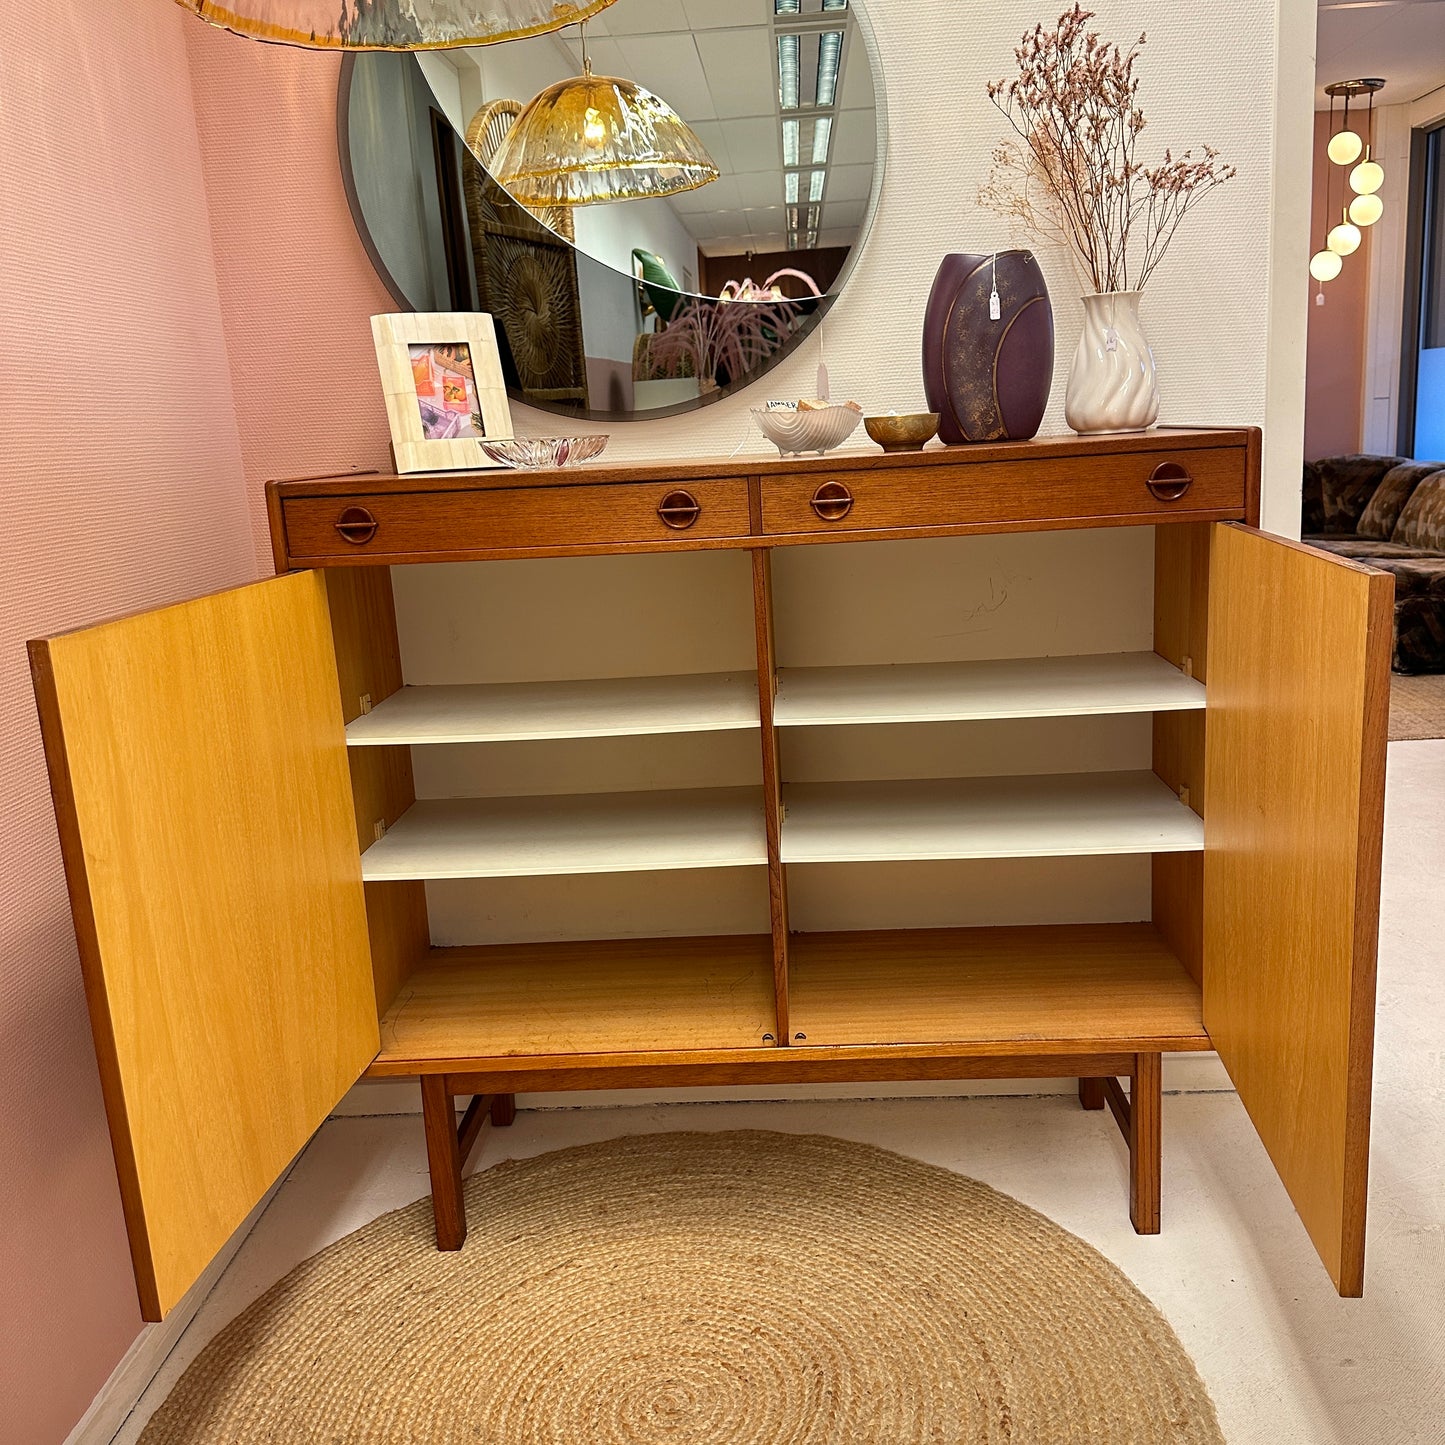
340, 0, 881, 420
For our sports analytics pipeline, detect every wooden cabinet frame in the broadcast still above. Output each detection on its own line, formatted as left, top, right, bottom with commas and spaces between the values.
32, 428, 1392, 1318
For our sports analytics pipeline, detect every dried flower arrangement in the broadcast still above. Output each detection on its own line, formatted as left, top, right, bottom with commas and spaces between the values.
647, 269, 822, 392
981, 5, 1236, 295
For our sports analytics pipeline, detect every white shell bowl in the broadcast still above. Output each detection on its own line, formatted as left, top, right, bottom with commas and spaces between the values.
751, 405, 863, 456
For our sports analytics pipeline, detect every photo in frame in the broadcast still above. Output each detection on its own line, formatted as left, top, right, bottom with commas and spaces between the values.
371, 312, 512, 473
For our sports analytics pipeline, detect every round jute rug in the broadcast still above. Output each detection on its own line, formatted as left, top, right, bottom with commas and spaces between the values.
139, 1130, 1223, 1444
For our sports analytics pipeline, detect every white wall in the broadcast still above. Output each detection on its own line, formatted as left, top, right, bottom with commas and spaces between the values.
489, 0, 1312, 533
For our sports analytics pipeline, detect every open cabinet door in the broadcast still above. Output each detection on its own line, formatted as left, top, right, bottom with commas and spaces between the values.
29, 572, 378, 1320
1204, 525, 1392, 1296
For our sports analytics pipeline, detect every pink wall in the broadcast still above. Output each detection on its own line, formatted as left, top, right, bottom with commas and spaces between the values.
1305, 110, 1372, 460
184, 26, 398, 558
0, 3, 258, 1440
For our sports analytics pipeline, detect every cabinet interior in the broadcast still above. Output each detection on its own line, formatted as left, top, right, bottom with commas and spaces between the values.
326, 522, 1215, 1074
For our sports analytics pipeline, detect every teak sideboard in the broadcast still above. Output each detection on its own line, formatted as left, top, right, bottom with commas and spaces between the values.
29, 427, 1391, 1321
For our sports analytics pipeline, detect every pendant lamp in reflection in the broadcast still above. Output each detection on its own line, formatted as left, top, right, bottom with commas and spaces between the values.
490, 27, 719, 205
175, 0, 620, 50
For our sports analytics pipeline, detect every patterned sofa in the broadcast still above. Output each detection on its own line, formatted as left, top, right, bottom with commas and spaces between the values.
1303, 454, 1445, 674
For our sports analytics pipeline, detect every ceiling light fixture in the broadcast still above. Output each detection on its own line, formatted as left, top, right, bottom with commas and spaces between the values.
490, 23, 718, 206
783, 118, 800, 167
174, 0, 619, 49
811, 116, 833, 165
815, 30, 843, 107
1311, 80, 1386, 287
778, 33, 801, 109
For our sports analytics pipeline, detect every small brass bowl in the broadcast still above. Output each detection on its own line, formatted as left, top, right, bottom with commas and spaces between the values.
864, 412, 940, 453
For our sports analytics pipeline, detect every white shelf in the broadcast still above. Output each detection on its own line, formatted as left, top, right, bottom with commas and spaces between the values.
774, 653, 1204, 728
780, 771, 1203, 865
345, 674, 759, 746
360, 788, 767, 881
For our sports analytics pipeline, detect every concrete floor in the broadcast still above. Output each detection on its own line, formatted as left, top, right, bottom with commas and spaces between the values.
113, 741, 1445, 1445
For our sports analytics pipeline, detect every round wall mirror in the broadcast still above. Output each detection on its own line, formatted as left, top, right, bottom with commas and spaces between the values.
340, 0, 883, 421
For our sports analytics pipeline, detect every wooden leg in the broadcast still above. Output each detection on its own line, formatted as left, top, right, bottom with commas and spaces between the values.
1129, 1053, 1162, 1235
421, 1076, 467, 1251
491, 1093, 517, 1127
1078, 1077, 1106, 1110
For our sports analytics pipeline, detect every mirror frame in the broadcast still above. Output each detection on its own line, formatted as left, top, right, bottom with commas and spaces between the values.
335, 4, 888, 423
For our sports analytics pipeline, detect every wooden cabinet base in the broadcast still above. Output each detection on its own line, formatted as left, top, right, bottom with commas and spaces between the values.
415, 1057, 1165, 1249
421, 1079, 516, 1251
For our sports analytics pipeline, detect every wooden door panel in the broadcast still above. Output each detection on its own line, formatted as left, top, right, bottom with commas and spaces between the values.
1204, 525, 1391, 1295
29, 572, 378, 1320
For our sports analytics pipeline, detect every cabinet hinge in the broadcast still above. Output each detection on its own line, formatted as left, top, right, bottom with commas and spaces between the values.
373, 818, 387, 842
359, 693, 373, 714
1182, 656, 1194, 680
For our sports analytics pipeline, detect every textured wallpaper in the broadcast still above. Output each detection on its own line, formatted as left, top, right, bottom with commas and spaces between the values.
0, 4, 257, 1440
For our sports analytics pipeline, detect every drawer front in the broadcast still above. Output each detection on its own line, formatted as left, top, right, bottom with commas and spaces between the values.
761, 446, 1246, 537
283, 478, 752, 560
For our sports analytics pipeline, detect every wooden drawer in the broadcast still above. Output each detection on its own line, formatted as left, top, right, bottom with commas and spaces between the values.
760, 446, 1246, 537
282, 478, 752, 561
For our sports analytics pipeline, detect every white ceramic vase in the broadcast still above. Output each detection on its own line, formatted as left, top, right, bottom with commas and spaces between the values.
1064, 290, 1160, 434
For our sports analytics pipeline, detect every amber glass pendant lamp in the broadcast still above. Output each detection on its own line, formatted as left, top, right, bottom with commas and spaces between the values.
175, 0, 621, 50
490, 24, 719, 205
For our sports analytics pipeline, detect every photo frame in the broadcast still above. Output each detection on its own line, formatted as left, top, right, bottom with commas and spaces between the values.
371, 312, 512, 473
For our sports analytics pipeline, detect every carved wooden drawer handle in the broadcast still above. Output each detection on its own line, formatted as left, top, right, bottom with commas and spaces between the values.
810, 481, 854, 521
657, 489, 701, 530
1146, 462, 1194, 502
334, 506, 379, 545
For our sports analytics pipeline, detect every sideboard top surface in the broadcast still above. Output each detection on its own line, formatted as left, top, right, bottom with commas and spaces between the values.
269, 426, 1255, 499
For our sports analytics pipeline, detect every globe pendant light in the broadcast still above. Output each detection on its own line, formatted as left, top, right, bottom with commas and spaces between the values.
490, 25, 719, 206
1327, 122, 1362, 166
1310, 249, 1343, 283
1351, 157, 1384, 196
174, 0, 620, 50
1350, 192, 1384, 228
1328, 210, 1362, 256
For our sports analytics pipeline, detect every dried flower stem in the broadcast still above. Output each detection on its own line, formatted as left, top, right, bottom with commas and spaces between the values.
983, 5, 1235, 293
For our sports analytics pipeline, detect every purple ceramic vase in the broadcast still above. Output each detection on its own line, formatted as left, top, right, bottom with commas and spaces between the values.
922, 250, 1054, 443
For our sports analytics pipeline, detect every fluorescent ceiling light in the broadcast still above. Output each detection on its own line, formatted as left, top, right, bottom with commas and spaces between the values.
815, 30, 842, 107
811, 115, 832, 165
823, 0, 849, 9
783, 117, 799, 166
786, 171, 800, 204
809, 168, 826, 202
778, 33, 800, 109
775, 0, 801, 11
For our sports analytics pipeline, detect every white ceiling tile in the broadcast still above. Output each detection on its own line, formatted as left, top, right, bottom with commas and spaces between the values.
687, 121, 733, 172
562, 36, 628, 75
830, 108, 877, 166
822, 163, 873, 203
673, 174, 741, 213
682, 0, 771, 29
598, 0, 692, 36
744, 204, 787, 233
699, 236, 758, 257
615, 34, 716, 120
735, 172, 784, 209
822, 198, 866, 229
720, 116, 781, 173
694, 27, 778, 119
